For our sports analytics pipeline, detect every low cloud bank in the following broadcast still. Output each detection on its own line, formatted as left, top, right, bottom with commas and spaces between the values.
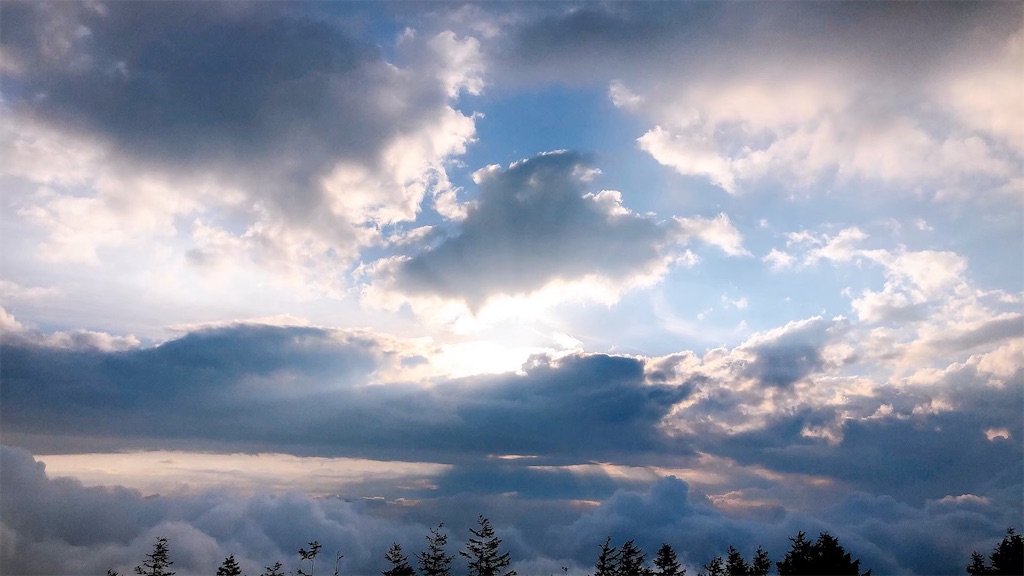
2, 446, 1015, 575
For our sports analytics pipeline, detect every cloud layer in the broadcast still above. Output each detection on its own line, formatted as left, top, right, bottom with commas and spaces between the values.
1, 3, 1020, 575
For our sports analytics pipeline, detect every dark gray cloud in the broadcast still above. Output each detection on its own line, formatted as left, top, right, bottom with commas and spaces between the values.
700, 376, 1024, 506
0, 445, 436, 576
2, 2, 411, 177
739, 316, 842, 388
744, 343, 823, 388
3, 445, 1014, 576
555, 473, 1013, 575
0, 324, 691, 464
1, 1, 478, 262
2, 322, 1019, 575
388, 151, 679, 308
479, 2, 1018, 89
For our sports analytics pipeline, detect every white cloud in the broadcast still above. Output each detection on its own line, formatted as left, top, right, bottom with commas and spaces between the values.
590, 7, 1024, 198
0, 280, 61, 303
638, 126, 738, 193
673, 213, 751, 257
38, 451, 451, 497
762, 248, 795, 271
2, 4, 484, 292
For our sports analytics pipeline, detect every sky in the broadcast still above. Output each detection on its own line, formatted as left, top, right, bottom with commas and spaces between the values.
0, 1, 1021, 575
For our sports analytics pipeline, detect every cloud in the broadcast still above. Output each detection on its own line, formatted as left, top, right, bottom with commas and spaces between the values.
483, 2, 1023, 198
736, 316, 847, 389
368, 151, 689, 311
4, 444, 1016, 576
559, 472, 1017, 575
1, 2, 482, 284
1, 305, 141, 352
39, 451, 451, 498
0, 445, 440, 576
1, 321, 692, 465
674, 213, 751, 257
762, 249, 795, 271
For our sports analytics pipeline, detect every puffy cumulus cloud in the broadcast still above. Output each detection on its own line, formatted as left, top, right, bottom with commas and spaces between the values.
656, 331, 1023, 506
0, 305, 141, 352
0, 446, 441, 576
637, 299, 1021, 508
707, 372, 1022, 508
558, 474, 1017, 576
1, 319, 692, 464
737, 316, 849, 389
765, 226, 1022, 372
364, 151, 746, 314
485, 2, 1023, 198
650, 316, 859, 442
1, 1, 482, 287
674, 213, 751, 257
4, 445, 1015, 576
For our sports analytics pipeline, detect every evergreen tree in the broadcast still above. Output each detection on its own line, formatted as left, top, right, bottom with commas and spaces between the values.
297, 541, 322, 576
700, 556, 726, 576
216, 555, 243, 576
260, 562, 286, 576
968, 528, 1024, 575
595, 537, 621, 576
749, 548, 771, 576
776, 531, 866, 576
725, 546, 748, 576
776, 532, 812, 576
384, 542, 416, 576
135, 536, 175, 576
460, 516, 516, 576
967, 552, 991, 575
989, 528, 1024, 576
417, 523, 454, 576
618, 540, 652, 576
653, 544, 683, 576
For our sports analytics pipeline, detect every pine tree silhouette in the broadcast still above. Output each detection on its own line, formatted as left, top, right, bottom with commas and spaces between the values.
653, 543, 683, 576
134, 537, 175, 576
216, 555, 242, 576
595, 537, 621, 576
417, 524, 454, 576
460, 516, 516, 576
383, 542, 416, 576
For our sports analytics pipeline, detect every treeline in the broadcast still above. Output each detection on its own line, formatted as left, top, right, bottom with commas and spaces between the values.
113, 521, 1023, 576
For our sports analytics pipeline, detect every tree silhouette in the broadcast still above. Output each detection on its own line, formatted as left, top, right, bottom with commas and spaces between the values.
384, 542, 416, 576
298, 541, 322, 576
134, 536, 175, 576
618, 540, 652, 576
653, 543, 684, 576
260, 561, 286, 576
418, 523, 454, 576
969, 552, 992, 576
700, 556, 726, 576
725, 546, 749, 576
966, 528, 1024, 575
750, 547, 771, 576
776, 531, 867, 576
594, 537, 620, 576
216, 555, 243, 576
989, 528, 1024, 576
460, 516, 516, 576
